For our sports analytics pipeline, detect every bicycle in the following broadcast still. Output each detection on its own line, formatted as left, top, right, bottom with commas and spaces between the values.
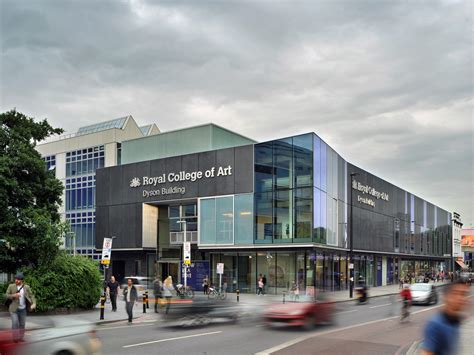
207, 286, 227, 300
175, 284, 195, 299
400, 300, 411, 322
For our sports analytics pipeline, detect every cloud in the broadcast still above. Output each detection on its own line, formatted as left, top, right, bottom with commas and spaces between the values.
1, 0, 472, 224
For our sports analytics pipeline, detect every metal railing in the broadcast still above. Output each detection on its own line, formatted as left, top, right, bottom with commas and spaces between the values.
170, 231, 198, 244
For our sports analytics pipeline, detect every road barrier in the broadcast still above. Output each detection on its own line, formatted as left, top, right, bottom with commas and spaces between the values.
145, 291, 149, 309
142, 294, 146, 313
99, 295, 105, 320
236, 289, 240, 302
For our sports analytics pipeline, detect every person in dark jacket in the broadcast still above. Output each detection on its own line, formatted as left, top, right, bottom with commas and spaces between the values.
107, 276, 120, 312
123, 278, 138, 324
153, 276, 163, 313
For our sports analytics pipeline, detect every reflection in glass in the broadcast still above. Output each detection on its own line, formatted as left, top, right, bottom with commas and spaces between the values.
255, 192, 273, 242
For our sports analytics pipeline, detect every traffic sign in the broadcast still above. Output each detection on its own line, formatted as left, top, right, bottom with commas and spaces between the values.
101, 237, 113, 263
183, 241, 191, 263
217, 263, 224, 274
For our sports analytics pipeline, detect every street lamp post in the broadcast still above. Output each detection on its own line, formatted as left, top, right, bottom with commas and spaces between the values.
177, 220, 187, 289
349, 172, 359, 299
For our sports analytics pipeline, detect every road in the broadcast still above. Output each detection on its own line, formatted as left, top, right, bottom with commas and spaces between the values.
96, 290, 473, 355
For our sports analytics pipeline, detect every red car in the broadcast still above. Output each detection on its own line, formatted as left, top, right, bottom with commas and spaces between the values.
264, 295, 335, 329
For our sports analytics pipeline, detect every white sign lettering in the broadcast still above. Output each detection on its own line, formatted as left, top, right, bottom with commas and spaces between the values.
352, 180, 389, 208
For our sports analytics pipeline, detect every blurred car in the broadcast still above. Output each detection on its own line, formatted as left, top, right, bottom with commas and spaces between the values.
264, 295, 335, 329
121, 276, 152, 298
160, 299, 241, 327
410, 283, 438, 305
0, 317, 101, 355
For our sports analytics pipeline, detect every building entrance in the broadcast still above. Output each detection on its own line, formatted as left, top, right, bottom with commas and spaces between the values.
158, 260, 180, 282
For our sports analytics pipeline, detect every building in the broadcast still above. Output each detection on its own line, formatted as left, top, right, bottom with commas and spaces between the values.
452, 212, 464, 270
461, 229, 474, 270
95, 126, 453, 293
36, 115, 160, 259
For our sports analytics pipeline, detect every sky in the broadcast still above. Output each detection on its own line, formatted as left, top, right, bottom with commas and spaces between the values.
1, 0, 473, 226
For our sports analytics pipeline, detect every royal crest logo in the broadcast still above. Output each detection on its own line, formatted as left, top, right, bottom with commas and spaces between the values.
130, 177, 141, 188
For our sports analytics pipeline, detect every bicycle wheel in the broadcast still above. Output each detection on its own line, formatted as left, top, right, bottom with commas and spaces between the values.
208, 290, 217, 300
186, 289, 195, 299
219, 292, 227, 300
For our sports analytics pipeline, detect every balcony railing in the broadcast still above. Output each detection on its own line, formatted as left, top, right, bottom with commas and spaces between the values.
170, 231, 198, 245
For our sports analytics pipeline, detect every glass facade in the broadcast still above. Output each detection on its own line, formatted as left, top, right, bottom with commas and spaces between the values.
43, 155, 56, 171
199, 194, 253, 245
65, 145, 104, 258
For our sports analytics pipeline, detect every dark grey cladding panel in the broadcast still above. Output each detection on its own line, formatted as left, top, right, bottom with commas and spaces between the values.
95, 206, 109, 248
105, 165, 124, 206
108, 204, 142, 249
215, 148, 235, 195
121, 161, 151, 203
180, 154, 199, 197
95, 168, 109, 206
198, 151, 217, 197
234, 145, 254, 194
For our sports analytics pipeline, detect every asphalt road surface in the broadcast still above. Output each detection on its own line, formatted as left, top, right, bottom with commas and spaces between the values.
96, 290, 474, 355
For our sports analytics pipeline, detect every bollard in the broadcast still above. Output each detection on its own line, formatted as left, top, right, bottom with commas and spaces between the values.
99, 295, 105, 320
145, 291, 149, 309
282, 291, 286, 304
236, 289, 240, 302
143, 294, 147, 313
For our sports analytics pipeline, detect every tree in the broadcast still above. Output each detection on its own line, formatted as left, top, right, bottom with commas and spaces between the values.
0, 109, 64, 273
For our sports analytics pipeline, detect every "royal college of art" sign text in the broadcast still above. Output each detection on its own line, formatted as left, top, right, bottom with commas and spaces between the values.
352, 180, 389, 208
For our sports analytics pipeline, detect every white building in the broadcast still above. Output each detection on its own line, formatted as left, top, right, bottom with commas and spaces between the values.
36, 115, 160, 259
452, 212, 464, 268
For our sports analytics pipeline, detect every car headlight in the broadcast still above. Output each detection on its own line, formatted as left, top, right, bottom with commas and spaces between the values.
288, 309, 305, 316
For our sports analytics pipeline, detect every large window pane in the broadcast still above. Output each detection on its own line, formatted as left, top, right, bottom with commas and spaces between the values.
255, 142, 274, 192
321, 141, 327, 192
293, 134, 313, 188
199, 199, 216, 244
255, 192, 273, 242
235, 194, 254, 244
276, 252, 295, 293
274, 190, 292, 241
313, 135, 321, 189
216, 196, 233, 244
295, 188, 312, 239
274, 138, 293, 190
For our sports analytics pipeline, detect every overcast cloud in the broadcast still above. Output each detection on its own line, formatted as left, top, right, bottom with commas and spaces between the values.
1, 0, 472, 225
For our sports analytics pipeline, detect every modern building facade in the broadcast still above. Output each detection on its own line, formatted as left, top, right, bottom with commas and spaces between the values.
96, 127, 453, 293
452, 212, 464, 270
461, 229, 474, 270
36, 116, 160, 259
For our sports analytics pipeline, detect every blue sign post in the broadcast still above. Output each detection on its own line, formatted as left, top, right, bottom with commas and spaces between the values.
180, 260, 210, 291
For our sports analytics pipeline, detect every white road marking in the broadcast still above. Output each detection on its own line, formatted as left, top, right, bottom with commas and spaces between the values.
99, 323, 151, 331
369, 303, 392, 309
123, 331, 222, 348
335, 309, 358, 314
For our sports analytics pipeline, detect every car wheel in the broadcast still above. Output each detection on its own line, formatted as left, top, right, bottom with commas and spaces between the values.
302, 315, 315, 330
56, 351, 73, 355
432, 295, 438, 305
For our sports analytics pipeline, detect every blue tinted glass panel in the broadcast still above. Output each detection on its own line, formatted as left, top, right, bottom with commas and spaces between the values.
255, 192, 273, 242
255, 142, 274, 192
294, 188, 312, 239
274, 138, 293, 190
235, 194, 254, 244
313, 187, 321, 242
216, 197, 233, 244
320, 191, 327, 243
321, 141, 327, 192
293, 134, 313, 188
313, 135, 321, 188
274, 189, 291, 240
200, 199, 216, 244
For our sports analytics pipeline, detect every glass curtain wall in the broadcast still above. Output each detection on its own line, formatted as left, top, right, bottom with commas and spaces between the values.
254, 134, 313, 244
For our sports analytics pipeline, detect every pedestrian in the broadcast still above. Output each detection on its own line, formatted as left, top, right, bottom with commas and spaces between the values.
153, 276, 163, 313
107, 276, 120, 312
262, 275, 267, 295
399, 276, 404, 289
162, 276, 174, 314
257, 277, 264, 296
123, 278, 137, 324
5, 272, 36, 342
420, 280, 470, 355
202, 275, 209, 295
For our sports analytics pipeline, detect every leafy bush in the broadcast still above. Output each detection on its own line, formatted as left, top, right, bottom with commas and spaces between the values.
23, 253, 102, 312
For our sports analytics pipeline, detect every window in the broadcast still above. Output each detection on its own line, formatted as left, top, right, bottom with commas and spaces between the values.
43, 155, 56, 172
66, 145, 104, 177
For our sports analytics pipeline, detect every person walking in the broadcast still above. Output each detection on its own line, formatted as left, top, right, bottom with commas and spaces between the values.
162, 276, 174, 314
202, 275, 209, 295
153, 276, 163, 313
5, 272, 36, 342
420, 280, 470, 355
262, 275, 267, 295
107, 276, 120, 312
257, 277, 264, 296
123, 278, 137, 324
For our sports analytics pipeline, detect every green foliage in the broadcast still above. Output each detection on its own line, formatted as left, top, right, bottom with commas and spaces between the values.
0, 109, 64, 273
24, 253, 102, 312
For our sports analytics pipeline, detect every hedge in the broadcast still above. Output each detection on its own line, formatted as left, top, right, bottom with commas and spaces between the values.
2, 253, 102, 312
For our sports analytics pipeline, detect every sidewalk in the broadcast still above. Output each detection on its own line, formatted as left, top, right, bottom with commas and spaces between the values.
226, 280, 451, 305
